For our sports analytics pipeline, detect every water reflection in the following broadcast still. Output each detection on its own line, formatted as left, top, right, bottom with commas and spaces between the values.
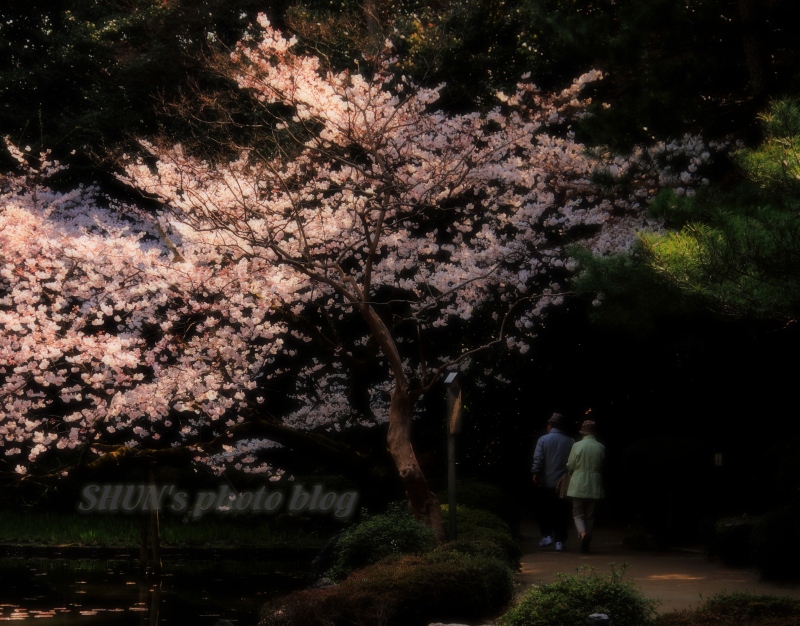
0, 557, 307, 625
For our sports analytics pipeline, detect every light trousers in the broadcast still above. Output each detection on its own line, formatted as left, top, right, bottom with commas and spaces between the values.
572, 497, 598, 536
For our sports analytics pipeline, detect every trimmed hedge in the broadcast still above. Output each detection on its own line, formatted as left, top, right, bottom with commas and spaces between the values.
262, 502, 521, 626
655, 592, 800, 626
497, 566, 658, 626
325, 504, 436, 580
261, 551, 515, 626
441, 504, 522, 569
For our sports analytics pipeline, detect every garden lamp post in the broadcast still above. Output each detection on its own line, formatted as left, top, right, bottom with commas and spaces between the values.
444, 371, 463, 540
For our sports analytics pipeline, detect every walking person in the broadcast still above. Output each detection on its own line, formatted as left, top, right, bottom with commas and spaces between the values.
532, 413, 574, 551
566, 419, 605, 554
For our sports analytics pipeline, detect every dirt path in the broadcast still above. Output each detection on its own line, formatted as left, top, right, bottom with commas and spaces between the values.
516, 524, 800, 614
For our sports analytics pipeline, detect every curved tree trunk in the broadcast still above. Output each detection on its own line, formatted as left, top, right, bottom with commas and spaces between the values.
387, 383, 446, 542
359, 302, 446, 542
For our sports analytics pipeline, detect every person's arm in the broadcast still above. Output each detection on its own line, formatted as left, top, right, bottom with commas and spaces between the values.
566, 443, 577, 473
532, 437, 545, 482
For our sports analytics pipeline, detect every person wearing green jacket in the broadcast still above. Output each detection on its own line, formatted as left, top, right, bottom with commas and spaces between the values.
566, 420, 605, 554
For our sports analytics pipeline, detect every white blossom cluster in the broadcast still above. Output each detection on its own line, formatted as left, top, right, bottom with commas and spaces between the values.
0, 146, 293, 477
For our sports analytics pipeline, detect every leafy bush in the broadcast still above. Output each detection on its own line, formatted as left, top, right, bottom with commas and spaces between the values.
441, 504, 522, 569
706, 516, 758, 566
262, 551, 515, 626
698, 593, 800, 620
654, 592, 800, 626
497, 565, 658, 626
325, 503, 436, 580
751, 505, 800, 581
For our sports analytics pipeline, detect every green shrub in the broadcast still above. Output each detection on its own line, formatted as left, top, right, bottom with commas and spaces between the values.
707, 516, 758, 566
497, 565, 658, 626
699, 593, 800, 619
654, 592, 800, 626
325, 503, 436, 580
751, 505, 800, 581
441, 504, 522, 569
262, 551, 514, 626
432, 537, 514, 568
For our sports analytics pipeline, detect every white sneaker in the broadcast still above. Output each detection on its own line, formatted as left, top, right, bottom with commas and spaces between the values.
555, 541, 565, 552
538, 536, 553, 547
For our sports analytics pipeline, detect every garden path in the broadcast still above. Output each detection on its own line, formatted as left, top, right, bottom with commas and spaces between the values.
516, 522, 800, 613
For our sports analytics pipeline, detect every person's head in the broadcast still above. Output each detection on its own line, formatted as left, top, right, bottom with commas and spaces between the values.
579, 420, 597, 437
547, 412, 565, 431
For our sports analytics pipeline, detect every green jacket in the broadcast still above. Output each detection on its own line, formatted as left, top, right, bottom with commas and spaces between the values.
566, 435, 605, 499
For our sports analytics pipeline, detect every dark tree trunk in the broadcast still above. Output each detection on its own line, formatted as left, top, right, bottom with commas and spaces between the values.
387, 384, 446, 542
360, 303, 446, 542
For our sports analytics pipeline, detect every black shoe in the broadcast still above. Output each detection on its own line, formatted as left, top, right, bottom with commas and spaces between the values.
581, 534, 591, 554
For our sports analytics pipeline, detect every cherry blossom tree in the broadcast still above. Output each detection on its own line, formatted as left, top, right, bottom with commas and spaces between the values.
1, 15, 716, 538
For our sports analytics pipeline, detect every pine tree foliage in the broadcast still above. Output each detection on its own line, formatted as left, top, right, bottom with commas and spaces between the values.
576, 99, 800, 323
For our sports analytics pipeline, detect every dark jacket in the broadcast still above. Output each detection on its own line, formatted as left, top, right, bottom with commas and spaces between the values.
532, 428, 574, 488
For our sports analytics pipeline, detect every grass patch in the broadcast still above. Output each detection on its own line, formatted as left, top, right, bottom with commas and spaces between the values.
0, 510, 328, 549
655, 592, 800, 626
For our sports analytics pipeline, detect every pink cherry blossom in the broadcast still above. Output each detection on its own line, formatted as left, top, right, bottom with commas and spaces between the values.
1, 17, 723, 537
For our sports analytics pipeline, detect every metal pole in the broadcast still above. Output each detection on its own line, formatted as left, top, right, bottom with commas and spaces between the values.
448, 432, 456, 540
444, 372, 462, 541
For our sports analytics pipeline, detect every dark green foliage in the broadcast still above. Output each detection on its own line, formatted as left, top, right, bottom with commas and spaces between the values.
640, 190, 800, 321
639, 100, 800, 321
655, 592, 800, 626
751, 504, 800, 581
570, 245, 690, 333
0, 1, 268, 159
264, 502, 520, 625
390, 0, 541, 108
262, 551, 515, 626
514, 0, 800, 148
0, 509, 326, 549
707, 516, 758, 566
738, 99, 800, 197
691, 593, 800, 620
325, 503, 436, 580
441, 504, 522, 568
575, 99, 800, 324
497, 565, 658, 626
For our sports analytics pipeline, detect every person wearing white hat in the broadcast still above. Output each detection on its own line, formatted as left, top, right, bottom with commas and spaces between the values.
566, 420, 605, 554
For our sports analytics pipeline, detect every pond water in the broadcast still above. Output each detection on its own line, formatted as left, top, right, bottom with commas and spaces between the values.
0, 556, 308, 625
